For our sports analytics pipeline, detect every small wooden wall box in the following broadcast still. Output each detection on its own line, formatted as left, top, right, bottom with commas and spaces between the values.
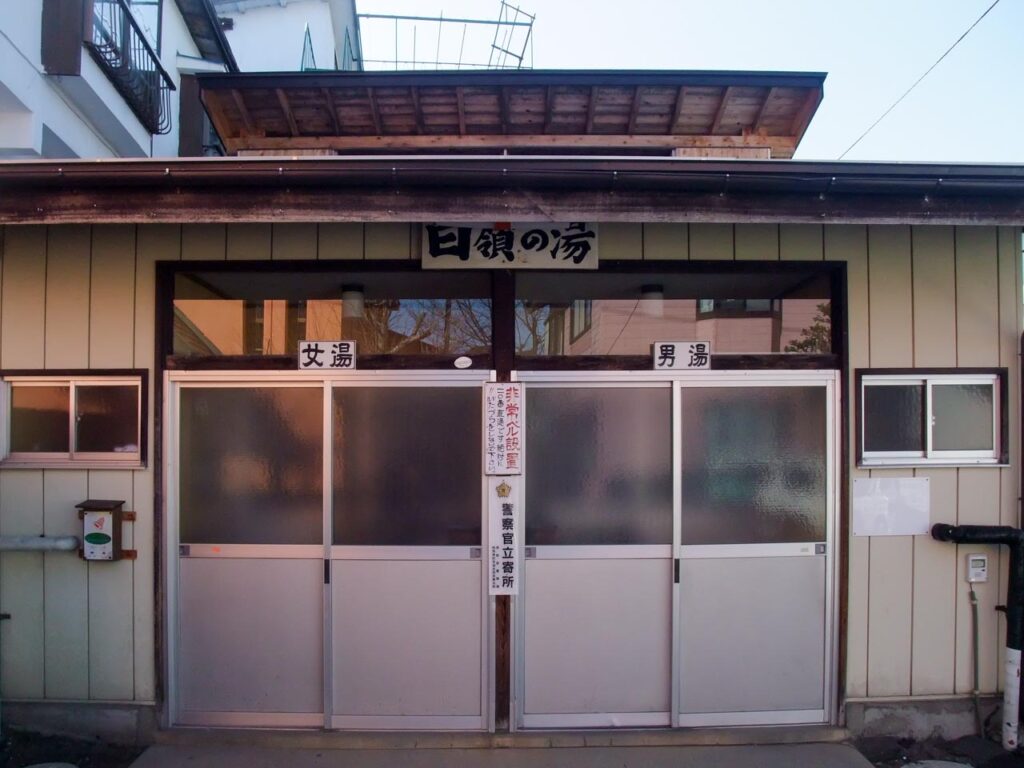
77, 499, 137, 561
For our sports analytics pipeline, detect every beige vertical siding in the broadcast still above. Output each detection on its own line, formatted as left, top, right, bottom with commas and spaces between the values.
780, 224, 824, 261
909, 226, 957, 696
272, 224, 317, 261
688, 224, 732, 261
318, 224, 363, 260
0, 221, 1017, 713
644, 224, 688, 260
825, 225, 869, 698
226, 223, 271, 261
0, 223, 165, 707
736, 224, 779, 261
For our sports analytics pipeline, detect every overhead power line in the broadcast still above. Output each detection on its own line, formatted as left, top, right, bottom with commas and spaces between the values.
838, 0, 1001, 160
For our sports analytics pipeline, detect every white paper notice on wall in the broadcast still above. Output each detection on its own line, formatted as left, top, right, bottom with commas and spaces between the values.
484, 382, 522, 475
852, 477, 931, 536
488, 476, 520, 595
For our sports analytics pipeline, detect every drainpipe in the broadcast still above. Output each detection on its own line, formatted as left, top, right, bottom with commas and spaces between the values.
932, 524, 1024, 751
0, 535, 80, 735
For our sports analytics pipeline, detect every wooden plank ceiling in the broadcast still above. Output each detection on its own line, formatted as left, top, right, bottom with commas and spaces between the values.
199, 72, 824, 158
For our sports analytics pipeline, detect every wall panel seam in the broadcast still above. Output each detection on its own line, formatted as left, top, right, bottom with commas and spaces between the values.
43, 228, 50, 367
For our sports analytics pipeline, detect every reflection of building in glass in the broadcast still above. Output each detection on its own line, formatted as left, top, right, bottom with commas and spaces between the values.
175, 297, 493, 356
519, 298, 828, 356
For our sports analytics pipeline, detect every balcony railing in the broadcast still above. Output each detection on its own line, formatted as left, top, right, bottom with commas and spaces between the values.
84, 0, 175, 135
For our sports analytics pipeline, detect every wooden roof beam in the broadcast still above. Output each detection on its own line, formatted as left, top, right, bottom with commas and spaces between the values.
585, 86, 599, 133
228, 133, 798, 154
709, 86, 733, 135
231, 89, 256, 135
455, 87, 466, 136
276, 88, 300, 137
790, 87, 822, 139
753, 87, 776, 133
669, 86, 688, 133
627, 86, 643, 134
321, 88, 340, 135
366, 88, 383, 135
410, 87, 425, 134
543, 86, 555, 134
498, 87, 510, 134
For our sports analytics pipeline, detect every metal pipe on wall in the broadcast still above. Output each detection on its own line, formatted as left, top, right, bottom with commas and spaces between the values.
932, 524, 1024, 751
0, 536, 79, 552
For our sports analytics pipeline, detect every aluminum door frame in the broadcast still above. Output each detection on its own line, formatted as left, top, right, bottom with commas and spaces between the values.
510, 369, 840, 731
672, 371, 840, 728
512, 372, 676, 730
164, 369, 496, 731
165, 374, 328, 728
327, 370, 494, 731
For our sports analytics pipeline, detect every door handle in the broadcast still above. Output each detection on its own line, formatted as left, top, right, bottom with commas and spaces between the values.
469, 547, 482, 559
525, 547, 537, 559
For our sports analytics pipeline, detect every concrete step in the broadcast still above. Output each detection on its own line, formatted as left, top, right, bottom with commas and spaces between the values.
134, 743, 871, 768
153, 724, 851, 751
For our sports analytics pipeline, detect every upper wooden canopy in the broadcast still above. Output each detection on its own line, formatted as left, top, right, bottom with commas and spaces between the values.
197, 70, 825, 158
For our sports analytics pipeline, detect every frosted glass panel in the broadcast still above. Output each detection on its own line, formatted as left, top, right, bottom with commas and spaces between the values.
179, 387, 323, 544
525, 387, 672, 545
933, 384, 994, 451
863, 384, 923, 453
333, 387, 481, 545
680, 387, 826, 545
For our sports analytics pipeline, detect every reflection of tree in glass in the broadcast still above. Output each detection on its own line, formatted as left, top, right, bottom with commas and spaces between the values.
784, 301, 832, 354
357, 298, 492, 354
514, 303, 560, 355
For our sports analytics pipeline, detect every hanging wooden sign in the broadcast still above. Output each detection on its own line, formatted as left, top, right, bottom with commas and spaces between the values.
422, 223, 599, 269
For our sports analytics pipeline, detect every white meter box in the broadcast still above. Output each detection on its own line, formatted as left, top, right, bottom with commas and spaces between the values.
83, 511, 115, 560
77, 499, 133, 562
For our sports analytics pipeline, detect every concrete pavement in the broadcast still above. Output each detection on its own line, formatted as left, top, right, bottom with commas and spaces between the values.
131, 743, 873, 767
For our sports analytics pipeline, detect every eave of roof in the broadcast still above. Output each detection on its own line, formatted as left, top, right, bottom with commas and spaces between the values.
195, 68, 828, 90
0, 156, 1021, 226
197, 69, 827, 158
174, 0, 239, 72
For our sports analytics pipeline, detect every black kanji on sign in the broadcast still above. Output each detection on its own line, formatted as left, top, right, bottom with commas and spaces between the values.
425, 224, 472, 261
553, 222, 597, 264
331, 341, 354, 368
473, 228, 516, 262
520, 222, 596, 264
688, 342, 710, 368
655, 343, 676, 368
301, 343, 325, 368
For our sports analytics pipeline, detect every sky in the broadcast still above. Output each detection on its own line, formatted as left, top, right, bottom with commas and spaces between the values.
353, 0, 1024, 163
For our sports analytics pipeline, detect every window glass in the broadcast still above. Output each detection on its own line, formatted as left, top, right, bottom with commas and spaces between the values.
525, 387, 672, 545
858, 373, 1003, 465
933, 384, 994, 452
76, 386, 139, 454
863, 384, 924, 453
10, 386, 70, 453
179, 387, 323, 545
333, 387, 481, 545
515, 271, 832, 356
680, 386, 827, 545
174, 271, 491, 358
